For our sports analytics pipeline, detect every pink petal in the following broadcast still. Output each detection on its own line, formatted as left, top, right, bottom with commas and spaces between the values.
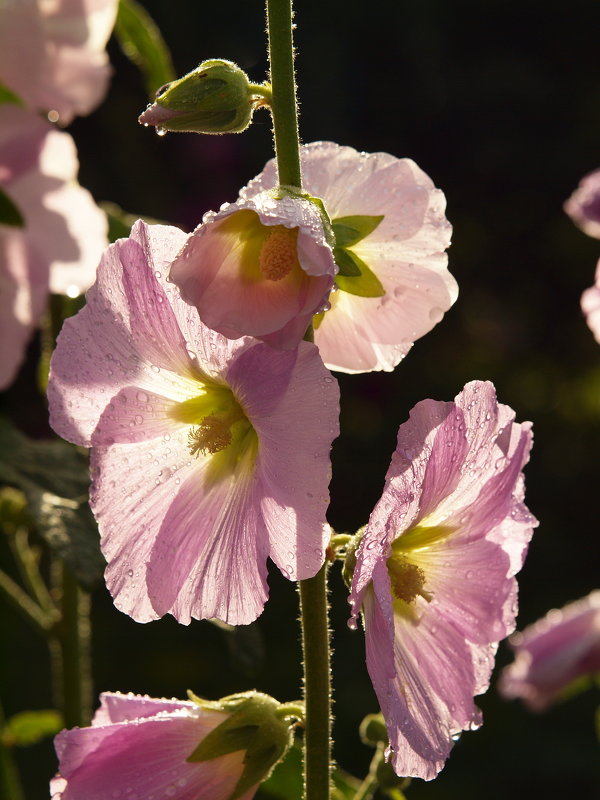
93, 692, 195, 725
226, 342, 339, 579
581, 259, 600, 344
500, 591, 600, 710
242, 141, 456, 372
53, 707, 250, 800
0, 0, 118, 123
0, 104, 107, 389
48, 222, 191, 445
564, 169, 600, 239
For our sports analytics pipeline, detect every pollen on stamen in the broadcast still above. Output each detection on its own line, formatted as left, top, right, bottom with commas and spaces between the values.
387, 555, 430, 604
259, 225, 299, 281
187, 416, 232, 457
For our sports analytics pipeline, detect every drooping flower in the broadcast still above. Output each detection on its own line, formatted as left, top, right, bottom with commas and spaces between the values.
581, 259, 600, 344
0, 0, 118, 124
51, 690, 294, 800
564, 168, 600, 239
1, 103, 107, 390
48, 221, 339, 625
168, 190, 336, 350
499, 591, 600, 711
348, 381, 537, 780
241, 141, 457, 373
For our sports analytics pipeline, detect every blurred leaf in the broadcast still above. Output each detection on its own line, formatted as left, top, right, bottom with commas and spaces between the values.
257, 742, 303, 798
257, 743, 360, 799
101, 201, 173, 243
1, 710, 63, 747
0, 419, 105, 589
115, 0, 176, 97
334, 250, 385, 297
0, 188, 24, 227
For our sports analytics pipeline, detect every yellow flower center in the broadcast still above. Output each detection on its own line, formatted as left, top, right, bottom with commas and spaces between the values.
169, 377, 258, 484
386, 555, 429, 604
259, 225, 300, 281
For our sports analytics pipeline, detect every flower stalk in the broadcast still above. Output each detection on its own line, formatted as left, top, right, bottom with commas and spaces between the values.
265, 0, 302, 188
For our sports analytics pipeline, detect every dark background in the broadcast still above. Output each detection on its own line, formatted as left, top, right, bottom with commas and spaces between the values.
2, 0, 600, 797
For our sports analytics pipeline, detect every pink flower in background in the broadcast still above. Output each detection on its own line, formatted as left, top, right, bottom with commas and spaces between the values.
48, 221, 339, 625
581, 259, 600, 344
0, 0, 118, 124
0, 103, 107, 390
564, 168, 600, 239
242, 142, 456, 373
51, 692, 259, 800
499, 591, 600, 711
169, 192, 336, 350
348, 381, 537, 780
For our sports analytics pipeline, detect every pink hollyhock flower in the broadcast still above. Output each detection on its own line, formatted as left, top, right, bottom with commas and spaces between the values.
0, 103, 107, 390
241, 141, 457, 373
581, 259, 600, 344
564, 168, 600, 239
499, 591, 600, 711
0, 0, 118, 124
348, 381, 537, 780
51, 692, 260, 799
169, 191, 336, 350
48, 220, 339, 625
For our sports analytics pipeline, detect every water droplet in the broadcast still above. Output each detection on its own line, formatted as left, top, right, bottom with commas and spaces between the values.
127, 569, 134, 577
429, 306, 444, 323
156, 127, 167, 137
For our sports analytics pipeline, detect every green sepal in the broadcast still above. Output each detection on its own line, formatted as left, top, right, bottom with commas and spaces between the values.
270, 187, 336, 251
115, 0, 175, 97
335, 251, 385, 297
0, 188, 25, 227
187, 691, 293, 800
0, 83, 23, 106
341, 527, 364, 588
332, 215, 383, 248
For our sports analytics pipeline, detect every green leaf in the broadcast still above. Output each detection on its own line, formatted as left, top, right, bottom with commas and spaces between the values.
256, 743, 303, 799
115, 0, 176, 98
0, 188, 24, 228
0, 83, 23, 106
335, 251, 385, 298
2, 710, 63, 747
332, 214, 384, 248
0, 419, 105, 589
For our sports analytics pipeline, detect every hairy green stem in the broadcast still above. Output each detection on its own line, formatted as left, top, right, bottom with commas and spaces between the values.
353, 743, 385, 800
265, 0, 302, 188
298, 565, 332, 800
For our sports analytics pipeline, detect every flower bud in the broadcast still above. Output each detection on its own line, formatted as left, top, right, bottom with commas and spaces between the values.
138, 59, 264, 134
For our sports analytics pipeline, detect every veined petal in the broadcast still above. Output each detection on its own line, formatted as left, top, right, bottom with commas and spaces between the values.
93, 692, 195, 725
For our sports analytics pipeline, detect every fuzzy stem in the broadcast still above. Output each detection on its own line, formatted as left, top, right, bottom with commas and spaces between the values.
265, 0, 302, 188
298, 565, 332, 800
353, 744, 386, 800
0, 569, 55, 634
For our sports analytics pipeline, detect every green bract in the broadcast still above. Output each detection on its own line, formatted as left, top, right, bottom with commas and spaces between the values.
187, 691, 295, 800
331, 214, 385, 298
